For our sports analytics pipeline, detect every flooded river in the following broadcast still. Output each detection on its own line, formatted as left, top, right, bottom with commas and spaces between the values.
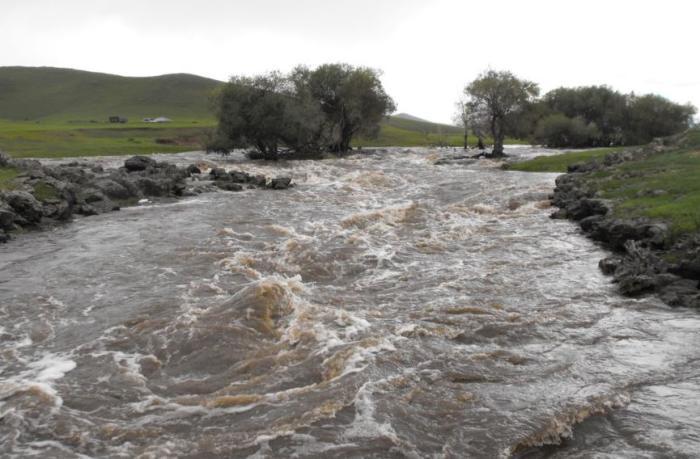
1, 147, 699, 458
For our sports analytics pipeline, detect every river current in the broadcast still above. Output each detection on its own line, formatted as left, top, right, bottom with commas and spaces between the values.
1, 147, 699, 458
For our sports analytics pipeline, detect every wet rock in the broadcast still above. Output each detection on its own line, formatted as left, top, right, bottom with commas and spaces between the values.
76, 204, 99, 216
42, 199, 73, 221
567, 198, 609, 221
0, 150, 10, 167
251, 175, 267, 187
268, 177, 292, 190
599, 256, 622, 275
0, 229, 8, 243
229, 171, 251, 183
216, 182, 243, 192
579, 214, 604, 233
95, 179, 133, 200
618, 274, 657, 296
209, 168, 230, 180
5, 191, 43, 225
133, 177, 168, 197
0, 204, 16, 230
670, 255, 700, 281
79, 188, 106, 204
186, 164, 201, 175
124, 156, 156, 172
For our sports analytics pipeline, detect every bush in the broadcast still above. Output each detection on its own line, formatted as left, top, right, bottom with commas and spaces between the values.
534, 114, 601, 148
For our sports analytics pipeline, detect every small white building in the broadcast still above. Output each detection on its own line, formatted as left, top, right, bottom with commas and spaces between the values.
143, 117, 172, 123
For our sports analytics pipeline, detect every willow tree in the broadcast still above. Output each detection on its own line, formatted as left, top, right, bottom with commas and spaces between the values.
464, 70, 539, 156
294, 64, 396, 153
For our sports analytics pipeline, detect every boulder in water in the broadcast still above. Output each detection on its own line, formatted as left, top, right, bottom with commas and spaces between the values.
5, 191, 43, 225
124, 156, 156, 172
267, 177, 292, 190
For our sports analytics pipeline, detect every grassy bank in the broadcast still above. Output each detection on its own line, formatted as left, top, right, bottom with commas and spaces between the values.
0, 118, 526, 158
587, 145, 700, 235
0, 119, 215, 158
507, 147, 626, 172
513, 129, 700, 236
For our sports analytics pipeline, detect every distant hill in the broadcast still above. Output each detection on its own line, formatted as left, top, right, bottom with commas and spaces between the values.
393, 112, 431, 123
383, 114, 462, 135
0, 66, 222, 121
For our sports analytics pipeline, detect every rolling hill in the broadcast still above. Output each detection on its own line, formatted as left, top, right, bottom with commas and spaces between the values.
0, 66, 495, 157
0, 66, 221, 121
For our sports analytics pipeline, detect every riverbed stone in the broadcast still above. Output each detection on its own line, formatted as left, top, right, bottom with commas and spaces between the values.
125, 156, 157, 172
268, 177, 292, 190
5, 191, 43, 225
0, 206, 16, 230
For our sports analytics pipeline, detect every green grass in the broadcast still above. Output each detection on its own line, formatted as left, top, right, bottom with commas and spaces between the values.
585, 147, 700, 234
507, 147, 626, 172
0, 119, 215, 158
0, 166, 19, 190
356, 124, 525, 148
32, 181, 60, 201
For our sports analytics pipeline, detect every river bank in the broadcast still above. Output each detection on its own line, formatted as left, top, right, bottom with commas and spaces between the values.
539, 130, 700, 308
0, 152, 292, 244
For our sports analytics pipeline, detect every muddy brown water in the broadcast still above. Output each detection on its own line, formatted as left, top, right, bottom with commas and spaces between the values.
1, 147, 699, 458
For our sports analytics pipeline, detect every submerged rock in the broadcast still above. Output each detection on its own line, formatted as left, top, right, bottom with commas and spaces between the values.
268, 177, 292, 190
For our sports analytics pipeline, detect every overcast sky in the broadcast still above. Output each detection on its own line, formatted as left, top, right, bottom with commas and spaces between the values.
2, 0, 698, 123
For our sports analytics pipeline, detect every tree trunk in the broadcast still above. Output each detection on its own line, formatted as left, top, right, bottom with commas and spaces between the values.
491, 116, 505, 157
477, 136, 485, 150
463, 130, 468, 150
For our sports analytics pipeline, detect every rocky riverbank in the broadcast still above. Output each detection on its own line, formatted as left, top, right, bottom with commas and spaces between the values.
549, 140, 700, 308
0, 152, 292, 244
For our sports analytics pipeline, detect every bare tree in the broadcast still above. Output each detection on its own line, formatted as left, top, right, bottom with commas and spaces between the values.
453, 99, 469, 150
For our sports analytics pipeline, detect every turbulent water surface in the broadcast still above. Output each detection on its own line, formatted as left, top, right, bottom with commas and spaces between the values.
1, 147, 699, 458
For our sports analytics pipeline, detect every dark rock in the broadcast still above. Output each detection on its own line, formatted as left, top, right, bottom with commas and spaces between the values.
580, 215, 604, 233
42, 200, 73, 221
618, 274, 657, 296
5, 191, 43, 225
567, 198, 609, 221
209, 168, 230, 180
0, 150, 10, 167
124, 156, 156, 172
80, 188, 106, 204
76, 204, 99, 216
599, 257, 622, 275
186, 164, 201, 175
0, 206, 16, 230
549, 208, 568, 219
268, 177, 292, 190
95, 179, 133, 200
0, 229, 9, 243
133, 177, 168, 197
671, 255, 700, 281
229, 171, 251, 183
216, 182, 243, 192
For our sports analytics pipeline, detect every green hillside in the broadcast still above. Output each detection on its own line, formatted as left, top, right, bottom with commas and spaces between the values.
0, 66, 520, 157
0, 66, 221, 121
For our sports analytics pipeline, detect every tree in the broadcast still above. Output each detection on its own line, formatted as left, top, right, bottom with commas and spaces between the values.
209, 64, 395, 158
453, 99, 469, 149
534, 114, 601, 148
463, 70, 539, 156
296, 64, 396, 153
208, 72, 324, 159
626, 94, 696, 143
